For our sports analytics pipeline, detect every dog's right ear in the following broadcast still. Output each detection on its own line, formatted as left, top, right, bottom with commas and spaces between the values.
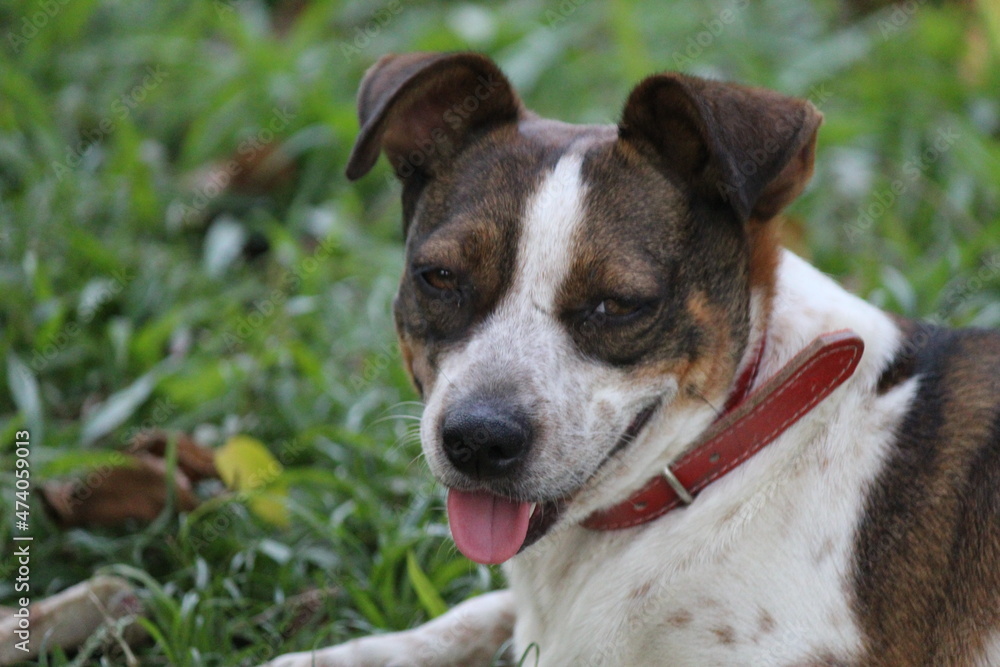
619, 73, 822, 223
345, 52, 524, 181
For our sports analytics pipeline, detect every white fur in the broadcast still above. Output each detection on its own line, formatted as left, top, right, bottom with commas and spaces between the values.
511, 152, 586, 312
978, 633, 1000, 667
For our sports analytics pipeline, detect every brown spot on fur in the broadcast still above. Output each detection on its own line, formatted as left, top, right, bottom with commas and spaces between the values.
711, 624, 737, 645
629, 581, 653, 601
853, 326, 1000, 666
666, 609, 693, 628
594, 400, 615, 424
758, 609, 777, 635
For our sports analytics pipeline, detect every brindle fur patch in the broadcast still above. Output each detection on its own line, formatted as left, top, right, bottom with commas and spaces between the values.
853, 325, 1000, 666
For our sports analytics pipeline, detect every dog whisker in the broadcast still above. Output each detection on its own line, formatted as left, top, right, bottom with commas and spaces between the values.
373, 401, 425, 419
369, 414, 423, 427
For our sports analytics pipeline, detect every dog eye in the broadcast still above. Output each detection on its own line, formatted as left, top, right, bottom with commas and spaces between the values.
419, 267, 459, 292
595, 299, 641, 318
578, 297, 653, 331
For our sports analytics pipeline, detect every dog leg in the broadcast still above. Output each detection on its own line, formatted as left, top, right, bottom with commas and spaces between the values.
264, 590, 515, 667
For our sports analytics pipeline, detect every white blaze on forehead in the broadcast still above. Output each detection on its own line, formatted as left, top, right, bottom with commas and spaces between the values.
511, 153, 587, 311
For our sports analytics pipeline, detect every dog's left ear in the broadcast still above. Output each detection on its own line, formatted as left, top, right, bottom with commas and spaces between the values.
619, 73, 822, 222
345, 52, 524, 181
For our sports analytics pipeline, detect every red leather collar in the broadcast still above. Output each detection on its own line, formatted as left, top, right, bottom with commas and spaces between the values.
582, 330, 865, 531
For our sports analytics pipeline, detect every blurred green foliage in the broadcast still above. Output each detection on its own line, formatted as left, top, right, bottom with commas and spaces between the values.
0, 0, 998, 664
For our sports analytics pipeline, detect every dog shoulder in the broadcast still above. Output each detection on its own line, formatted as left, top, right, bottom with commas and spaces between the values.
852, 321, 1000, 665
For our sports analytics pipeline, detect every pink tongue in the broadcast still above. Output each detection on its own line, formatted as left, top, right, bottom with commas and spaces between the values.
446, 489, 532, 565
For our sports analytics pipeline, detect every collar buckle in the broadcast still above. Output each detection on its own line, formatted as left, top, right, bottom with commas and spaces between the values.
661, 465, 694, 505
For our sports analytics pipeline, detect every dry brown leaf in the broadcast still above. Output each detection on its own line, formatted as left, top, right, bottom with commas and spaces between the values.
41, 457, 199, 528
129, 430, 219, 482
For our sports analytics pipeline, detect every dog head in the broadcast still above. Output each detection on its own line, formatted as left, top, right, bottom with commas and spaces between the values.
347, 52, 821, 564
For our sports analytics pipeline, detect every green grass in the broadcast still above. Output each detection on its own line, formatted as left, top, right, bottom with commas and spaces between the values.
1, 0, 998, 664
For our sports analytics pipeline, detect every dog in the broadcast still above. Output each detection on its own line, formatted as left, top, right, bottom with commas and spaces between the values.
268, 52, 1000, 666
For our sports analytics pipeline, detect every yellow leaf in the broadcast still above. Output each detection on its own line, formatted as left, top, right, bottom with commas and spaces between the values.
215, 435, 282, 490
214, 435, 289, 527
248, 484, 290, 528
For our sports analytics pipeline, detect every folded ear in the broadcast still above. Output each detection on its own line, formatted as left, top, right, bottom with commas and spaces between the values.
346, 52, 524, 181
619, 73, 822, 222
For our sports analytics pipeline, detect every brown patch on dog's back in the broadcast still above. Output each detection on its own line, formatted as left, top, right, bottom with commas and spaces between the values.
666, 609, 693, 628
629, 581, 654, 601
852, 326, 1000, 666
711, 624, 737, 645
757, 609, 777, 635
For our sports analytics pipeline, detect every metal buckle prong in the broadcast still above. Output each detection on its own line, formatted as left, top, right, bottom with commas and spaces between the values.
663, 465, 694, 505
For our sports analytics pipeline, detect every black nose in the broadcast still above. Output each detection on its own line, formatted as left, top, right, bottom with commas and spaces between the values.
441, 398, 531, 479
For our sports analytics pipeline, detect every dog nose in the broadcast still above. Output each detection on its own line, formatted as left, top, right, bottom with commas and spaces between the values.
441, 398, 531, 478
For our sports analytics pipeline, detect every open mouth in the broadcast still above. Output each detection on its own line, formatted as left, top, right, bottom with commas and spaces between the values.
445, 398, 662, 565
